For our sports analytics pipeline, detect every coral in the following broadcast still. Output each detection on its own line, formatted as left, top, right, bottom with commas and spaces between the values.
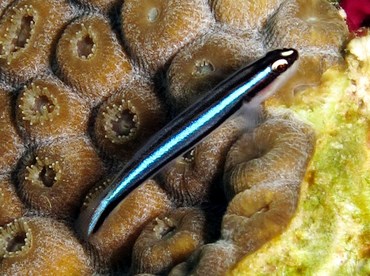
88, 179, 173, 265
263, 0, 348, 51
94, 76, 166, 160
18, 136, 105, 218
160, 117, 246, 205
224, 111, 316, 198
167, 29, 264, 110
210, 0, 285, 31
0, 175, 25, 226
0, 87, 25, 175
0, 216, 94, 275
169, 241, 242, 276
222, 180, 300, 255
0, 0, 73, 86
121, 0, 213, 73
132, 207, 208, 274
16, 77, 89, 141
56, 14, 132, 103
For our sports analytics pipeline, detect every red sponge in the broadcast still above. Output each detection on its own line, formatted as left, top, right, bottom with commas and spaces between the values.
341, 0, 370, 31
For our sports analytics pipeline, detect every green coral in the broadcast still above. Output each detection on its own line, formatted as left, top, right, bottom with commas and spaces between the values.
230, 68, 370, 275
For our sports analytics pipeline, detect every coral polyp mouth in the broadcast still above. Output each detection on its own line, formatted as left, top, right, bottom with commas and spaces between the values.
12, 15, 35, 52
154, 217, 176, 239
112, 110, 136, 137
81, 179, 110, 210
147, 7, 160, 23
5, 231, 26, 253
14, 15, 34, 51
102, 101, 138, 144
181, 148, 196, 163
76, 28, 96, 60
193, 60, 215, 77
25, 157, 61, 188
0, 219, 32, 258
19, 84, 60, 126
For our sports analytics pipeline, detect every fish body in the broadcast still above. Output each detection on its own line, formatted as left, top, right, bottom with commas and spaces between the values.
76, 48, 299, 239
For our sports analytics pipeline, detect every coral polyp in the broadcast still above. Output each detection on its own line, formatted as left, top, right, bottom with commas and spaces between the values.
0, 0, 73, 86
16, 77, 89, 141
0, 175, 25, 226
0, 87, 25, 175
121, 0, 213, 73
18, 137, 105, 218
132, 207, 208, 274
88, 179, 173, 265
224, 111, 315, 198
170, 241, 242, 275
167, 30, 264, 110
261, 0, 349, 104
56, 15, 132, 103
263, 0, 348, 51
94, 77, 166, 160
0, 217, 94, 275
222, 180, 300, 254
210, 0, 284, 31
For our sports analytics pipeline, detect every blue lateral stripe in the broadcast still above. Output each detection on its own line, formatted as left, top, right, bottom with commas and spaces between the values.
108, 67, 271, 201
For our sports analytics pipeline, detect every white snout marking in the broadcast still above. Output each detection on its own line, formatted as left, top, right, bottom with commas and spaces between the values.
281, 50, 294, 57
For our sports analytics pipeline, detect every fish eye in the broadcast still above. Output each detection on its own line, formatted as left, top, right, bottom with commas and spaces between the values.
272, 59, 289, 73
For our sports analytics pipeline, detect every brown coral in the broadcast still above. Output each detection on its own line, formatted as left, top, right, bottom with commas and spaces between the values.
224, 111, 315, 198
16, 77, 89, 141
87, 179, 173, 265
0, 217, 94, 275
222, 180, 300, 254
18, 136, 105, 218
56, 14, 132, 103
132, 207, 208, 274
121, 0, 213, 73
169, 241, 242, 276
0, 175, 25, 226
94, 76, 167, 160
0, 0, 73, 86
